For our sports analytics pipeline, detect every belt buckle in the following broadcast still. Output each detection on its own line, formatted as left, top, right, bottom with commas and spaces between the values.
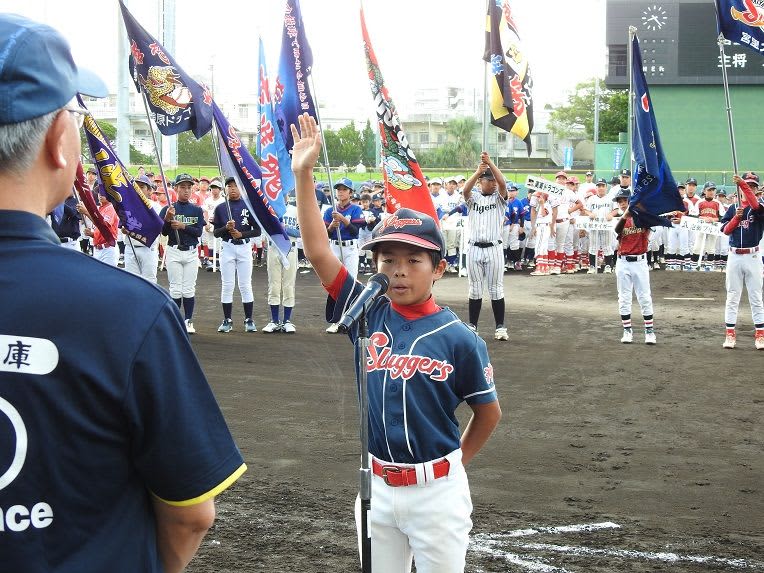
381, 465, 402, 487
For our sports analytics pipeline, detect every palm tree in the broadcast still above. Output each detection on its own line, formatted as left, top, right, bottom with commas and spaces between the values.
445, 117, 480, 168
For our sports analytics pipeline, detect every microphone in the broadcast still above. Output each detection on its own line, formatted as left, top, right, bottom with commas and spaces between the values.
338, 273, 390, 333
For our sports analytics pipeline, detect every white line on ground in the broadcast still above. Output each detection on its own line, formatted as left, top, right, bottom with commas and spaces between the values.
663, 297, 715, 301
470, 540, 572, 572
516, 542, 759, 569
474, 521, 621, 540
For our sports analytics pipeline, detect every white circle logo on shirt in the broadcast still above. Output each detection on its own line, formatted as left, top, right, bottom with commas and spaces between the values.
0, 397, 27, 491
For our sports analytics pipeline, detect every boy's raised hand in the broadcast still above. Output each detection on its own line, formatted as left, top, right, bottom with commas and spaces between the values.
290, 113, 323, 174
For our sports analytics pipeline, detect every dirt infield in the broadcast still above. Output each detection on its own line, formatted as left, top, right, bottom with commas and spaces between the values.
169, 265, 762, 572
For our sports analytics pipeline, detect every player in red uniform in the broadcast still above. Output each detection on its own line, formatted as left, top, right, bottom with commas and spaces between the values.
613, 189, 656, 345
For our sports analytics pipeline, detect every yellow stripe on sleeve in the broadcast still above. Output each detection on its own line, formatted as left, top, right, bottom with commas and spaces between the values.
153, 463, 247, 507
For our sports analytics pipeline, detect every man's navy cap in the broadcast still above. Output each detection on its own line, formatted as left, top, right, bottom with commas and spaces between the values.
372, 193, 383, 201
596, 178, 608, 185
362, 208, 445, 257
479, 169, 495, 180
614, 188, 631, 200
351, 192, 361, 200
224, 176, 237, 187
334, 177, 354, 190
743, 171, 759, 184
175, 173, 195, 185
703, 181, 717, 190
677, 182, 686, 188
135, 174, 155, 189
620, 169, 631, 177
686, 177, 697, 185
0, 14, 108, 124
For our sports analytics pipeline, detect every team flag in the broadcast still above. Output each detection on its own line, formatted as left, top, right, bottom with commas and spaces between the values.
212, 102, 292, 266
73, 163, 116, 247
79, 98, 164, 246
360, 7, 439, 224
274, 0, 317, 152
483, 0, 534, 155
715, 0, 764, 56
629, 35, 683, 229
258, 37, 294, 218
119, 0, 213, 138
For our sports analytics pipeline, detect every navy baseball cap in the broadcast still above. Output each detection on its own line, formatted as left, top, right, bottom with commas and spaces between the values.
686, 177, 698, 185
596, 178, 608, 185
703, 181, 717, 190
0, 14, 108, 124
479, 169, 495, 180
743, 171, 759, 184
362, 208, 446, 257
175, 173, 195, 185
334, 177, 354, 191
620, 169, 631, 177
224, 176, 237, 187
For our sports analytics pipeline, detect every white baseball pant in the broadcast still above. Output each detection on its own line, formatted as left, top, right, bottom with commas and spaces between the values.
267, 242, 298, 307
588, 229, 614, 256
166, 246, 199, 299
533, 223, 550, 258
666, 225, 688, 254
725, 251, 764, 326
615, 255, 654, 317
355, 449, 472, 573
94, 245, 117, 266
331, 240, 360, 279
124, 242, 159, 283
467, 243, 504, 300
220, 240, 254, 304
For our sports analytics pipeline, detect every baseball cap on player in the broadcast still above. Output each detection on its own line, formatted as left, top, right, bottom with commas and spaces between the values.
200, 176, 210, 183
596, 178, 608, 186
209, 177, 223, 189
703, 181, 717, 191
135, 174, 155, 189
677, 182, 686, 189
175, 173, 194, 185
362, 208, 446, 257
224, 176, 237, 187
86, 166, 97, 175
555, 171, 567, 179
686, 177, 697, 185
479, 169, 495, 180
743, 171, 759, 185
334, 177, 354, 191
445, 176, 459, 184
429, 177, 443, 186
614, 188, 631, 200
0, 14, 108, 124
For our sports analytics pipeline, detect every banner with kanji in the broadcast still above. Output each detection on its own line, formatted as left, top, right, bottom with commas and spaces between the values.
360, 7, 439, 224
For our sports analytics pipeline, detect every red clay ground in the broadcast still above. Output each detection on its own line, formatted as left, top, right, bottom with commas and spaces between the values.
168, 265, 762, 572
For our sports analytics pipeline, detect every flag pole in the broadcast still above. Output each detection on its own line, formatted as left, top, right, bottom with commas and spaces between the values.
717, 33, 739, 176
482, 0, 491, 153
210, 121, 234, 222
139, 92, 181, 245
308, 75, 344, 262
628, 27, 637, 180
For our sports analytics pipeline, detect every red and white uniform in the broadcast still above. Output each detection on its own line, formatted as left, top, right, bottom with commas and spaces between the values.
616, 216, 653, 319
530, 193, 556, 273
92, 202, 119, 266
694, 198, 725, 256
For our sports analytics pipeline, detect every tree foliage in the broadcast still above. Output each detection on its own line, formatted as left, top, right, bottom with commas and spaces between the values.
361, 120, 377, 168
79, 119, 153, 166
548, 78, 628, 142
177, 132, 217, 166
417, 117, 480, 168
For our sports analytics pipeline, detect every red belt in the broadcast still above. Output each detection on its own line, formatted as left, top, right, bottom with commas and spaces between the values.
732, 246, 759, 255
372, 458, 450, 487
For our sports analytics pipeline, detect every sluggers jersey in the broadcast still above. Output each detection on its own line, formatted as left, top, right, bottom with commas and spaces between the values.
615, 254, 654, 317
466, 243, 505, 300
355, 449, 472, 573
220, 240, 254, 304
725, 250, 764, 326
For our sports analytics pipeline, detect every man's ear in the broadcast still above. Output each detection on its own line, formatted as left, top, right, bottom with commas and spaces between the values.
433, 257, 447, 280
44, 111, 69, 170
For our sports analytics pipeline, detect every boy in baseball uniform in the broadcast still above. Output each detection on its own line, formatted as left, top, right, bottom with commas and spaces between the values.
291, 114, 502, 573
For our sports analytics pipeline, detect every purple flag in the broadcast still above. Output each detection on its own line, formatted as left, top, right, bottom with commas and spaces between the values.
79, 97, 164, 246
119, 0, 213, 138
212, 102, 292, 266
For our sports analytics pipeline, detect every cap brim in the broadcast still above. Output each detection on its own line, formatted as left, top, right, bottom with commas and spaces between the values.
77, 67, 108, 98
362, 232, 441, 253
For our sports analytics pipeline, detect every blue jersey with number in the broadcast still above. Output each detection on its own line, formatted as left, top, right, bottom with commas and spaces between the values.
326, 270, 498, 464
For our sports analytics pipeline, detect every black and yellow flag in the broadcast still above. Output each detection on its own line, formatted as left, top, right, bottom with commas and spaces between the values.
483, 0, 534, 155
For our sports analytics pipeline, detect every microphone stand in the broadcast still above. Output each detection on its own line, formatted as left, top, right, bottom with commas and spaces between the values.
357, 305, 372, 573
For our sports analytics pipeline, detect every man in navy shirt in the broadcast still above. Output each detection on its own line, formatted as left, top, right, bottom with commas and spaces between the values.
0, 15, 245, 573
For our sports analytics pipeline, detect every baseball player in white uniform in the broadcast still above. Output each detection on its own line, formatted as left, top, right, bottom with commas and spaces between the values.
584, 180, 618, 273
529, 189, 557, 276
462, 152, 509, 340
440, 176, 465, 272
202, 177, 225, 271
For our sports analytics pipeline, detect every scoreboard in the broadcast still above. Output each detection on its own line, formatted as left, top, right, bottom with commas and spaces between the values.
605, 0, 764, 87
